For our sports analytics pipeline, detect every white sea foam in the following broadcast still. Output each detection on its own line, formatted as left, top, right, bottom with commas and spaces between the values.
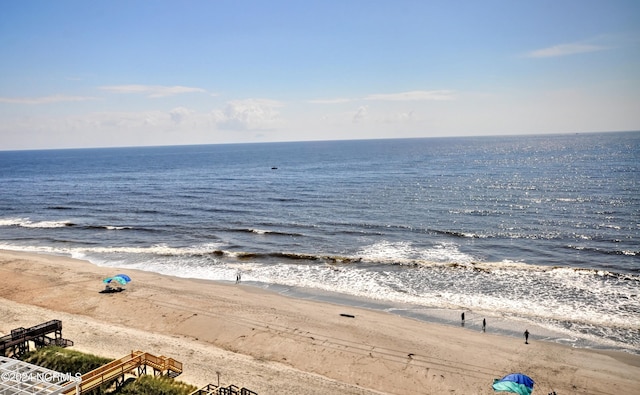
0, 218, 22, 227
0, 242, 225, 259
356, 240, 475, 265
0, 217, 73, 228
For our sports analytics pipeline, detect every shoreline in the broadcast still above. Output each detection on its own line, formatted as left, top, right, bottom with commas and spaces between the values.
252, 281, 636, 355
1, 249, 639, 394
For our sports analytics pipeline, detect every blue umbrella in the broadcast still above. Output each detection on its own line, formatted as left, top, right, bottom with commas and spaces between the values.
103, 276, 127, 286
493, 373, 534, 395
115, 274, 131, 283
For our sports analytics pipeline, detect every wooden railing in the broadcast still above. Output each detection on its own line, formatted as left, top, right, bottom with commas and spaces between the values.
190, 383, 258, 395
0, 320, 72, 357
62, 350, 183, 394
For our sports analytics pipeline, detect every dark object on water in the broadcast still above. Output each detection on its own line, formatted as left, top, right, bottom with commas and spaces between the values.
340, 313, 355, 318
271, 167, 278, 170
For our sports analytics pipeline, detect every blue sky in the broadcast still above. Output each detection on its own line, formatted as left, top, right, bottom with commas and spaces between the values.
1, 0, 639, 149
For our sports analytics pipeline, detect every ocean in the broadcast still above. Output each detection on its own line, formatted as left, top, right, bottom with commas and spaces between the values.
1, 132, 638, 354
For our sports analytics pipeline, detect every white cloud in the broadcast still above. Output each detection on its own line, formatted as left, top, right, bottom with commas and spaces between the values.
308, 98, 353, 104
309, 90, 455, 105
383, 111, 415, 123
99, 84, 207, 98
353, 106, 368, 123
348, 107, 417, 125
0, 95, 97, 104
169, 106, 195, 124
84, 110, 166, 129
212, 99, 283, 131
525, 43, 607, 58
364, 90, 455, 101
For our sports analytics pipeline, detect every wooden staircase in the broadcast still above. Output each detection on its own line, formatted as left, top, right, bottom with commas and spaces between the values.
62, 350, 182, 394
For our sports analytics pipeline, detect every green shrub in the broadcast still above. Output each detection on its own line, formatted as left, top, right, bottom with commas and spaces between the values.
117, 375, 197, 395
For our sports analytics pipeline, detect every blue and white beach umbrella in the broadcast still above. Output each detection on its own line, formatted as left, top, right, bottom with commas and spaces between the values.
115, 274, 131, 283
103, 274, 131, 286
492, 373, 535, 395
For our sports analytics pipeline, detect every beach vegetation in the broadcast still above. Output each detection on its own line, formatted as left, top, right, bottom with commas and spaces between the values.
18, 346, 197, 395
20, 346, 113, 394
19, 346, 112, 374
117, 375, 197, 395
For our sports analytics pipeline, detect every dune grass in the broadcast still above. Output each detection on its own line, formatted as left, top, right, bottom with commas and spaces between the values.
20, 346, 112, 375
117, 375, 197, 395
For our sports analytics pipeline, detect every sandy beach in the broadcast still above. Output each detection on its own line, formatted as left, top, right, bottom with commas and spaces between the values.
0, 250, 638, 394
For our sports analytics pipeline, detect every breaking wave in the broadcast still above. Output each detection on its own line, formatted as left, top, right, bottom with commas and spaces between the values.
0, 218, 75, 228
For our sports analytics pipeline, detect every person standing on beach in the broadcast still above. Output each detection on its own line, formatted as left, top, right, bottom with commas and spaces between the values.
461, 312, 465, 326
524, 329, 529, 344
236, 269, 242, 284
482, 318, 486, 332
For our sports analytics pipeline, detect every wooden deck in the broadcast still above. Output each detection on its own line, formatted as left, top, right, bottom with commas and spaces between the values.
0, 319, 73, 358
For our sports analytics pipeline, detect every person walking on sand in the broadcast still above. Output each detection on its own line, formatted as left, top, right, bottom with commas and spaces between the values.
235, 269, 242, 284
482, 318, 486, 332
524, 329, 530, 344
461, 312, 465, 326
